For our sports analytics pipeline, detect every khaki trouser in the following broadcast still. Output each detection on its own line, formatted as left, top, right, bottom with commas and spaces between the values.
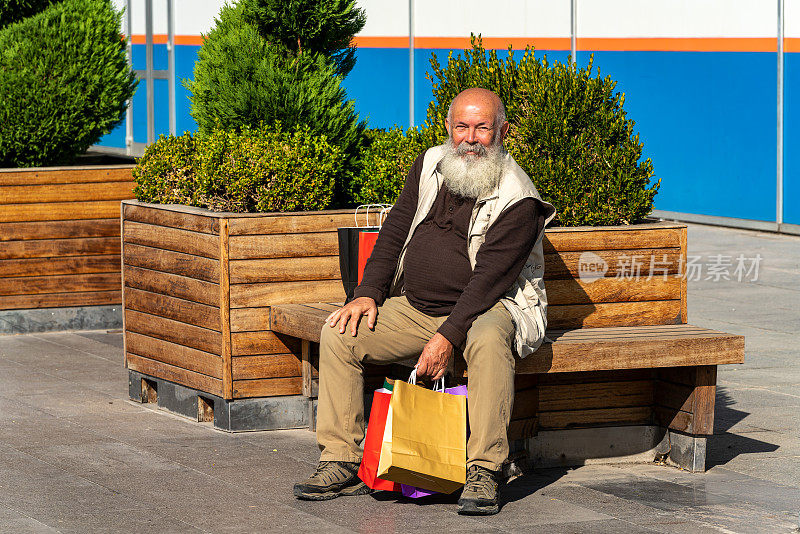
316, 295, 516, 472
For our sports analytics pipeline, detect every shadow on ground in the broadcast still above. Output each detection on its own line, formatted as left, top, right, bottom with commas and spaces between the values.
707, 386, 779, 469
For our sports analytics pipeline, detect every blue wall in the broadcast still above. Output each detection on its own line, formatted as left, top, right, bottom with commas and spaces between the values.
98, 44, 797, 226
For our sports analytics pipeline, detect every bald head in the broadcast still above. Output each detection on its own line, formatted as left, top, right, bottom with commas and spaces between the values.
446, 88, 507, 130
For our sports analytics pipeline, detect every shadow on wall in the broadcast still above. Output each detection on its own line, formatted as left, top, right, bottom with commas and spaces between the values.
706, 386, 779, 469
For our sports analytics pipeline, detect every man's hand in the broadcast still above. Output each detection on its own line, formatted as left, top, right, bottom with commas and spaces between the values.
325, 297, 378, 337
415, 333, 454, 381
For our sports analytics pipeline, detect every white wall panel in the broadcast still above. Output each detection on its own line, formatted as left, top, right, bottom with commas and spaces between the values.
174, 0, 226, 36
414, 0, 570, 38
577, 0, 776, 38
357, 0, 409, 37
786, 0, 800, 39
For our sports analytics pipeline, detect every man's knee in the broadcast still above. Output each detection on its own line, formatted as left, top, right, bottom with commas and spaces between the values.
463, 307, 515, 365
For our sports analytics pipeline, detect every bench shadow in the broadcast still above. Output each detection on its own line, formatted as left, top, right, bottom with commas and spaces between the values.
706, 386, 779, 469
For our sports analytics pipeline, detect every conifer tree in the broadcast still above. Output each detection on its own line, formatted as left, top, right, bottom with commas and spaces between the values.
241, 0, 365, 76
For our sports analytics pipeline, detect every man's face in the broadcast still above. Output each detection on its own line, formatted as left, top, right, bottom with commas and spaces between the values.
445, 100, 509, 157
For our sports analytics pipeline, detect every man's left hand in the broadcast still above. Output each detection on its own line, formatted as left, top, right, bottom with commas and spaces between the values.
415, 333, 453, 382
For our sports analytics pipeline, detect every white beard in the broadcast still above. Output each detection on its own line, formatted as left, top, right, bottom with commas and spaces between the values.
438, 138, 507, 199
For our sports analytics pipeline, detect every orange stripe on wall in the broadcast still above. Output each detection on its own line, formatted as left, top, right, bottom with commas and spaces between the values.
129, 34, 799, 53
351, 36, 409, 48
130, 34, 203, 45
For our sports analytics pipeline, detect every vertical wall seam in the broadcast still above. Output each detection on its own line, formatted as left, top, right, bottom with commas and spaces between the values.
409, 0, 415, 127
145, 0, 154, 146
777, 0, 785, 226
167, 0, 176, 136
125, 0, 133, 155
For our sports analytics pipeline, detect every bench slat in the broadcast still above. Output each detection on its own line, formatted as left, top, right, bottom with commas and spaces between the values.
269, 303, 745, 374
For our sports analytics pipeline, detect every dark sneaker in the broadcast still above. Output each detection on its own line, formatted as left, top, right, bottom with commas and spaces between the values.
293, 461, 372, 501
457, 464, 501, 515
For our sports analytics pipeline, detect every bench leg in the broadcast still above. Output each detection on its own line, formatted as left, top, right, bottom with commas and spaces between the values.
664, 430, 707, 472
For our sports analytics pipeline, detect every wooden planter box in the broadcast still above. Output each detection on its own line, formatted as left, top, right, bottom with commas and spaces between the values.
0, 165, 135, 328
121, 200, 380, 413
121, 200, 689, 431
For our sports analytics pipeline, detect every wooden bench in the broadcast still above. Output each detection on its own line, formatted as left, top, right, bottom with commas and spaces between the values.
267, 222, 745, 472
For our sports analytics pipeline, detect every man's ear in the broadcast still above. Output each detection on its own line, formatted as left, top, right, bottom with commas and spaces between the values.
445, 119, 451, 137
499, 120, 510, 140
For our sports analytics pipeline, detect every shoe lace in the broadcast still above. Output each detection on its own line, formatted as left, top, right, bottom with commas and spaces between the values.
466, 465, 497, 494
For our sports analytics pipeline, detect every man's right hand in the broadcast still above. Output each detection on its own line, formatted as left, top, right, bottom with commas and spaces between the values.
325, 297, 378, 337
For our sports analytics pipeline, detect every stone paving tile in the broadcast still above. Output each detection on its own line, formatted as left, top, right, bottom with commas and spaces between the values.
0, 505, 60, 533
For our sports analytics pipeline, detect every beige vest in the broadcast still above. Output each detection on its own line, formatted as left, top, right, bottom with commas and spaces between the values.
389, 145, 557, 358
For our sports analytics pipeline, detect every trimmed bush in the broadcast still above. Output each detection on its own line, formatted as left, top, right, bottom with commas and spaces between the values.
133, 125, 341, 213
0, 0, 137, 168
241, 0, 365, 76
186, 3, 363, 204
425, 35, 659, 226
0, 0, 58, 29
508, 59, 658, 226
350, 127, 433, 205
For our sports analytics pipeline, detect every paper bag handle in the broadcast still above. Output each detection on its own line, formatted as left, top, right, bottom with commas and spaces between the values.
355, 204, 393, 228
408, 368, 446, 392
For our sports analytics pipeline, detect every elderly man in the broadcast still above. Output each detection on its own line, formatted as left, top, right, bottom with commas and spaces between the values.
294, 88, 556, 515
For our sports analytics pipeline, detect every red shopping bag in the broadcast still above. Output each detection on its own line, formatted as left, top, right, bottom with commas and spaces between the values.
357, 387, 401, 492
357, 230, 379, 284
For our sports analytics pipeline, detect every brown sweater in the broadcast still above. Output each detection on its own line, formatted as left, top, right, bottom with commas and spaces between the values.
353, 151, 546, 348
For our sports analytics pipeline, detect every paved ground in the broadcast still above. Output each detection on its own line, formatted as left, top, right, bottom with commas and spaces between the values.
1, 222, 799, 533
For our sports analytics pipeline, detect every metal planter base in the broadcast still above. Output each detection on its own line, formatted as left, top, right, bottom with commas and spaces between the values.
0, 305, 122, 335
128, 370, 310, 432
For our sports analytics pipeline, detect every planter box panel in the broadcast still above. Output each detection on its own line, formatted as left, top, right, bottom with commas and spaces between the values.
127, 352, 223, 397
124, 244, 220, 283
230, 331, 300, 356
123, 203, 220, 234
0, 290, 120, 310
232, 376, 302, 398
0, 164, 133, 317
547, 276, 681, 305
2, 181, 135, 204
544, 223, 683, 252
230, 307, 271, 332
124, 309, 222, 355
125, 331, 223, 379
124, 287, 221, 332
228, 210, 379, 236
123, 221, 219, 259
229, 280, 345, 308
0, 273, 120, 296
0, 165, 134, 186
0, 255, 119, 278
123, 265, 219, 307
228, 232, 339, 259
1, 236, 120, 259
0, 219, 119, 241
539, 406, 653, 430
539, 379, 654, 412
0, 200, 125, 223
544, 248, 681, 279
232, 353, 302, 380
229, 256, 340, 284
549, 300, 682, 329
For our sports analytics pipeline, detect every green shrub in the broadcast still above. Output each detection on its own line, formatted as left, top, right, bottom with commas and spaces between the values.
0, 0, 137, 168
350, 127, 433, 204
186, 3, 363, 203
508, 59, 658, 226
425, 35, 659, 226
133, 125, 341, 213
241, 0, 365, 76
0, 0, 58, 29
